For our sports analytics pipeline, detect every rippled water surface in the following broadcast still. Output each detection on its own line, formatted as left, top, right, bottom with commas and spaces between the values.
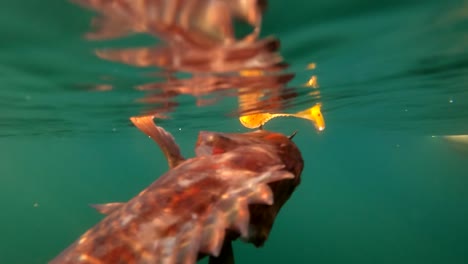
1, 0, 467, 263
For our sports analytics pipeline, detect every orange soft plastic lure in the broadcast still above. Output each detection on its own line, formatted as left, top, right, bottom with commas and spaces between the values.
239, 103, 325, 131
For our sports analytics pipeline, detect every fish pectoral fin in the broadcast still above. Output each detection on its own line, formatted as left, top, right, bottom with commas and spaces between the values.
209, 240, 235, 264
90, 202, 124, 215
130, 115, 185, 168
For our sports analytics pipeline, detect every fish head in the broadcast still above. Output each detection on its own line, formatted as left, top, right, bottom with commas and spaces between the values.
195, 129, 303, 181
195, 129, 304, 247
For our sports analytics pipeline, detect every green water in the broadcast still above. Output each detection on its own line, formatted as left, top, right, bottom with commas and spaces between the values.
1, 0, 467, 263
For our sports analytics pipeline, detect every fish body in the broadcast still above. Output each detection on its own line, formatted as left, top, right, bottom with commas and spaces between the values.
50, 116, 304, 264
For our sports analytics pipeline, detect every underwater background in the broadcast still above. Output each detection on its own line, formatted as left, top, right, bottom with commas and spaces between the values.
1, 0, 467, 263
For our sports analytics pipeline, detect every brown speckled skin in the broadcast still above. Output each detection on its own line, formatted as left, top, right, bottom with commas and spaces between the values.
50, 119, 303, 264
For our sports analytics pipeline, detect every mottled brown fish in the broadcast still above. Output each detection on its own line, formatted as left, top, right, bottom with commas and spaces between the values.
50, 115, 304, 264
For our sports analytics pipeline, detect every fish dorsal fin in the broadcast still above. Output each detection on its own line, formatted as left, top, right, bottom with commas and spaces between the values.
130, 115, 185, 168
90, 202, 124, 215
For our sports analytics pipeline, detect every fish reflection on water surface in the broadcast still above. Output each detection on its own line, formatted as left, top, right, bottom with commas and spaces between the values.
73, 0, 325, 130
